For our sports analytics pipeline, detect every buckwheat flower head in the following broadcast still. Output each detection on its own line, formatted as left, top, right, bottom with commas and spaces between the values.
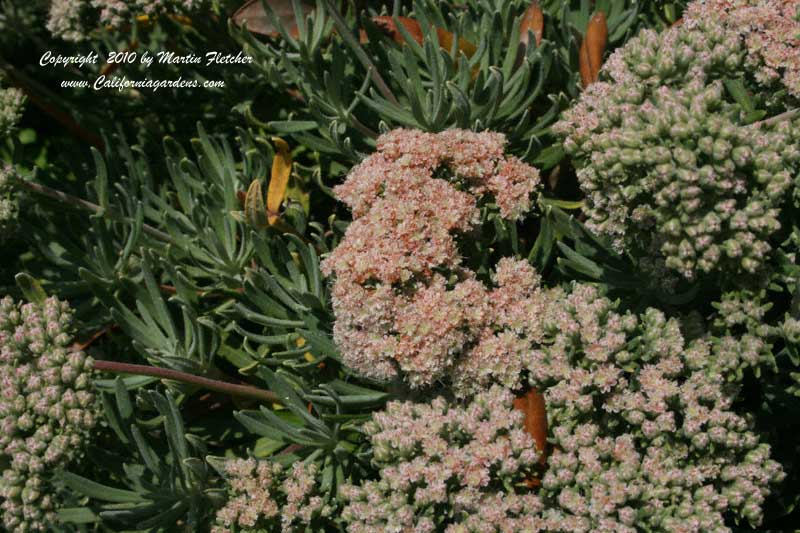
46, 0, 91, 41
212, 459, 330, 533
323, 128, 542, 388
0, 85, 24, 139
48, 0, 205, 40
555, 18, 800, 282
450, 258, 564, 396
712, 289, 773, 339
0, 165, 20, 239
684, 0, 800, 97
525, 284, 784, 531
0, 295, 97, 532
341, 386, 559, 532
90, 0, 204, 29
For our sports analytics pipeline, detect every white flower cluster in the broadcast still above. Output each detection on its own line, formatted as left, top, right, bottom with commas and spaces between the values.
47, 0, 204, 41
0, 84, 24, 139
0, 165, 19, 238
555, 18, 800, 282
212, 459, 331, 533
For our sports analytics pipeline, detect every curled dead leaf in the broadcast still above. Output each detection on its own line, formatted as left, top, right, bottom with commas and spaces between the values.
232, 1, 477, 58
365, 16, 424, 45
244, 179, 268, 229
232, 0, 313, 37
267, 137, 293, 225
579, 11, 607, 88
513, 386, 548, 488
520, 1, 544, 48
365, 16, 477, 63
547, 164, 561, 190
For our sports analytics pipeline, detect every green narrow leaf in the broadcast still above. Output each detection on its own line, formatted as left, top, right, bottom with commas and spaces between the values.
150, 392, 190, 463
258, 366, 306, 412
114, 377, 134, 422
91, 147, 109, 212
15, 273, 47, 304
540, 197, 584, 210
57, 507, 99, 524
299, 328, 341, 361
141, 257, 177, 340
556, 242, 604, 279
533, 145, 565, 170
234, 411, 280, 439
253, 436, 286, 457
130, 425, 164, 478
528, 211, 554, 269
268, 120, 319, 133
138, 500, 188, 530
59, 472, 146, 503
724, 78, 755, 112
100, 393, 130, 445
93, 375, 158, 390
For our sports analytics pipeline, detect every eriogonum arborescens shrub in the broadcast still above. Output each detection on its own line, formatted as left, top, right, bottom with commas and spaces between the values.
321, 128, 543, 388
684, 0, 800, 97
525, 284, 784, 532
212, 459, 331, 533
340, 386, 551, 532
0, 295, 97, 532
554, 16, 800, 282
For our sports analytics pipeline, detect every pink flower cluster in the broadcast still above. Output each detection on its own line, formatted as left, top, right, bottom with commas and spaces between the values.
327, 257, 558, 391
341, 282, 785, 531
340, 386, 555, 532
322, 128, 542, 389
684, 0, 800, 97
212, 459, 329, 533
450, 259, 563, 396
525, 285, 785, 531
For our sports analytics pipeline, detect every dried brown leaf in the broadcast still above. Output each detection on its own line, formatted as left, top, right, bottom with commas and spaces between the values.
579, 11, 607, 88
244, 179, 268, 229
365, 16, 477, 57
267, 137, 292, 225
513, 387, 548, 465
232, 0, 313, 37
519, 1, 544, 47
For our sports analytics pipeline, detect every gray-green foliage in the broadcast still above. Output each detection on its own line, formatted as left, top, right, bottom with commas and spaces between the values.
11, 122, 388, 530
59, 385, 219, 530
233, 0, 644, 162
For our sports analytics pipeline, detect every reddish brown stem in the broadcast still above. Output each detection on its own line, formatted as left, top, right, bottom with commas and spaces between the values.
92, 360, 278, 404
73, 324, 119, 351
158, 284, 244, 298
20, 180, 173, 243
